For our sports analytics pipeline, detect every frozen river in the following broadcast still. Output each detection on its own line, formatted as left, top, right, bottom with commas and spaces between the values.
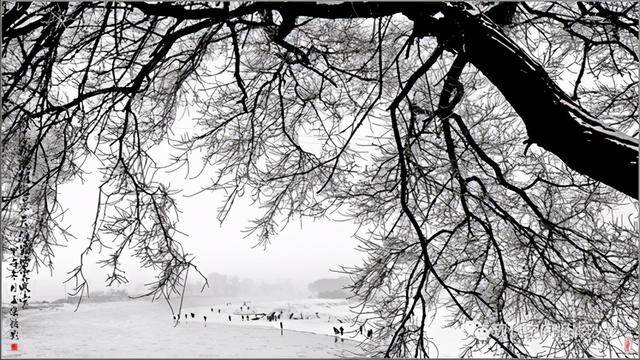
1, 299, 360, 358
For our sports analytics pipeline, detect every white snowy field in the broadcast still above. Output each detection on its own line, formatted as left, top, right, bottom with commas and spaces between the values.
5, 297, 633, 358
0, 298, 361, 358
180, 298, 639, 358
151, 297, 466, 357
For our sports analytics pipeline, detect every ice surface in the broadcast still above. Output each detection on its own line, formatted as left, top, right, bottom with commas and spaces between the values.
1, 299, 360, 358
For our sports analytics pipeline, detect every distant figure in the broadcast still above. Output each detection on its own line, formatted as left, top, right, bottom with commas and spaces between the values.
211, 308, 213, 312
359, 325, 363, 335
340, 326, 344, 336
315, 312, 320, 318
247, 306, 250, 310
333, 327, 339, 335
228, 315, 232, 322
191, 312, 195, 319
300, 312, 303, 319
289, 313, 294, 319
204, 315, 207, 321
185, 314, 188, 319
240, 306, 243, 311
241, 315, 245, 321
218, 309, 221, 314
280, 321, 284, 336
367, 329, 373, 338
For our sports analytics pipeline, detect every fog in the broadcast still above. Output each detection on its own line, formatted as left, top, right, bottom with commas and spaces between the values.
2, 139, 364, 303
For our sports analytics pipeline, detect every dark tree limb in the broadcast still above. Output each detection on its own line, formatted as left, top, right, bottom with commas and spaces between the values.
275, 2, 638, 197
408, 9, 639, 198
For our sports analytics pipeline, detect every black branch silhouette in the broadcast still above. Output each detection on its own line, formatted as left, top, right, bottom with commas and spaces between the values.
1, 1, 637, 357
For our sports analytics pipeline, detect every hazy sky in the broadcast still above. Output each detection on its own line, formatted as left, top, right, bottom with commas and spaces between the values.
2, 118, 366, 302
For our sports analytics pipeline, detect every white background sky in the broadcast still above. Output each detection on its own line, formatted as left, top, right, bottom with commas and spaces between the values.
2, 118, 366, 302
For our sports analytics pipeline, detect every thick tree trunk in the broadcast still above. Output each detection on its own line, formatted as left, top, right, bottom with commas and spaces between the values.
432, 11, 638, 198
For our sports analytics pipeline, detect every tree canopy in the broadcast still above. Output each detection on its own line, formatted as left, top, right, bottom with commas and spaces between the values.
1, 1, 638, 357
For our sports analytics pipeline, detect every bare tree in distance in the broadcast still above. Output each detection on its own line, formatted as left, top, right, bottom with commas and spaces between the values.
1, 1, 638, 357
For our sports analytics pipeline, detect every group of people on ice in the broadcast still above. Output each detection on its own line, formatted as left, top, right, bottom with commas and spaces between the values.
171, 300, 374, 342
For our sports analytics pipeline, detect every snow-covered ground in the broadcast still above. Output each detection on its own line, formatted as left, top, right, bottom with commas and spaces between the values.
1, 299, 361, 358
177, 298, 473, 357
7, 297, 630, 357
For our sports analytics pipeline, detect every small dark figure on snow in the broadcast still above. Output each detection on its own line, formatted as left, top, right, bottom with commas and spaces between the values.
190, 312, 195, 319
339, 326, 344, 336
333, 327, 339, 335
367, 329, 373, 338
228, 315, 232, 322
